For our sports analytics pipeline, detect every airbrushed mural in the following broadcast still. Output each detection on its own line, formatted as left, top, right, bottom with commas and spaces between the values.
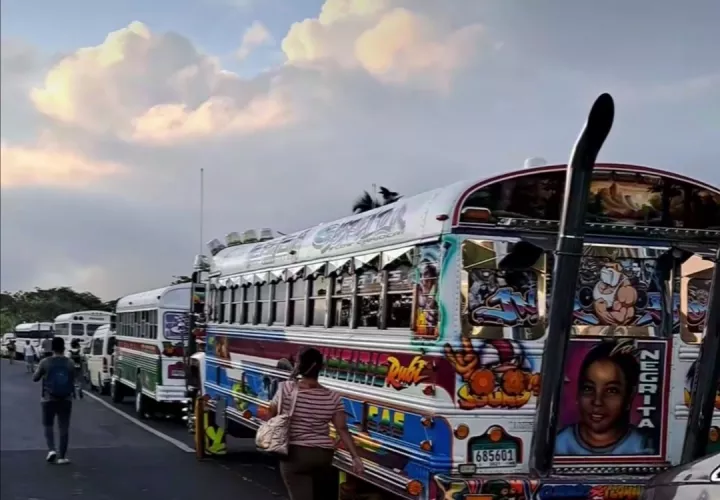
686, 277, 711, 334
445, 338, 541, 410
683, 359, 720, 411
572, 256, 676, 335
203, 335, 456, 491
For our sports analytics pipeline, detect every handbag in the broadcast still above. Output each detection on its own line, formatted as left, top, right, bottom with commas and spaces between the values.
255, 381, 298, 456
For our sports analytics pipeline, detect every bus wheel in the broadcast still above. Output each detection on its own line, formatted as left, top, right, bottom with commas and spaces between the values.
110, 379, 124, 403
135, 381, 148, 419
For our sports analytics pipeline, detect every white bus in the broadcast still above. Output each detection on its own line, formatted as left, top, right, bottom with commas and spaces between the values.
13, 322, 54, 358
110, 283, 192, 419
53, 311, 114, 350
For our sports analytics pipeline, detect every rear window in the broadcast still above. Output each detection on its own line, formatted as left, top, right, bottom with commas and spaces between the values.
71, 324, 85, 336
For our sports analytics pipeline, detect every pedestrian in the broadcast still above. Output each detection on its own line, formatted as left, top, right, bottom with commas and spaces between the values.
68, 339, 84, 399
41, 335, 53, 359
33, 337, 75, 464
268, 347, 364, 500
24, 340, 36, 373
7, 339, 16, 364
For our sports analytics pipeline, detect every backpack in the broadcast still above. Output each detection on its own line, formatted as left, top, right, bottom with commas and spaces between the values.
45, 357, 74, 399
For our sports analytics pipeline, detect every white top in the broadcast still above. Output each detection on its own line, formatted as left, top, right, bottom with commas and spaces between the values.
116, 283, 192, 312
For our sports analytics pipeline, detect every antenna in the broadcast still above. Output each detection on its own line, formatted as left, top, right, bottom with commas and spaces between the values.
199, 168, 205, 254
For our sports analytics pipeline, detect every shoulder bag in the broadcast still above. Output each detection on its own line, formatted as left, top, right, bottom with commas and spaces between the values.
255, 381, 298, 456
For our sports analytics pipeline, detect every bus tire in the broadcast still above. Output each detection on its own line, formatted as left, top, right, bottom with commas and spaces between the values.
135, 380, 148, 419
110, 379, 124, 403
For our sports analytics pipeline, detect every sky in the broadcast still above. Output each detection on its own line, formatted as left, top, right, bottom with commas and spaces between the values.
1, 0, 719, 301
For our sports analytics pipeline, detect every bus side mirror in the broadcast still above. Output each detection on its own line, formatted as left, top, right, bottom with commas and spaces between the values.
110, 315, 117, 331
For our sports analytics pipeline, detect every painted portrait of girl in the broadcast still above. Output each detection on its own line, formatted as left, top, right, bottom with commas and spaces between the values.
555, 339, 654, 455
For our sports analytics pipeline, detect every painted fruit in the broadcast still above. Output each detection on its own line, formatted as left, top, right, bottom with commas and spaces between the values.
469, 369, 495, 396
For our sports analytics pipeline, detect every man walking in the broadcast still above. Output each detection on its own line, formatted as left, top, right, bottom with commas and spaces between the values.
24, 340, 36, 373
33, 337, 75, 464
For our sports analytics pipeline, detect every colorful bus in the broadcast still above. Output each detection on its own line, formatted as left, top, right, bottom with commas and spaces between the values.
110, 283, 192, 418
192, 102, 719, 498
53, 310, 114, 350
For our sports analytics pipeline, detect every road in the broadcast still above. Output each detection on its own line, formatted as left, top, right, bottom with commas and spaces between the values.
0, 358, 289, 500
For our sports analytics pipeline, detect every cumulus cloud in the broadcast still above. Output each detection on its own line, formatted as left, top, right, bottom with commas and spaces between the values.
237, 21, 274, 60
2, 0, 719, 300
29, 21, 291, 143
282, 0, 486, 90
0, 139, 126, 188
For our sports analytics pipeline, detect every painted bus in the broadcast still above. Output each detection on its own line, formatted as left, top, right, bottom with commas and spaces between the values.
53, 310, 114, 350
110, 283, 192, 418
191, 95, 719, 498
13, 322, 54, 358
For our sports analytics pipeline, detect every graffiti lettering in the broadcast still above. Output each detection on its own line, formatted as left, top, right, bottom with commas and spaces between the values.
385, 356, 429, 390
589, 485, 642, 499
365, 404, 405, 438
637, 350, 660, 429
247, 230, 310, 267
312, 204, 407, 254
472, 287, 538, 326
319, 347, 390, 388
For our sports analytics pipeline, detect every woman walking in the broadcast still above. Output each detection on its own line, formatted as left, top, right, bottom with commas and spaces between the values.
269, 347, 364, 500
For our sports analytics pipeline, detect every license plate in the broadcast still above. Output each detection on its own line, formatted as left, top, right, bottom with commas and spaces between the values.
472, 447, 516, 468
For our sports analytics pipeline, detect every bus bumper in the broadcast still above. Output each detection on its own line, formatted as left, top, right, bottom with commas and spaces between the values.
155, 385, 190, 403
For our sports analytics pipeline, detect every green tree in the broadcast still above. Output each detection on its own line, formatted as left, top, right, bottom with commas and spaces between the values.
0, 287, 111, 332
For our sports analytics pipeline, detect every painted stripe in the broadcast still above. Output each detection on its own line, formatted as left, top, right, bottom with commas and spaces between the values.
81, 389, 194, 453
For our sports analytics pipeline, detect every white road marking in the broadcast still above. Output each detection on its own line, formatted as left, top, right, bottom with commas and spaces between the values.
81, 390, 194, 453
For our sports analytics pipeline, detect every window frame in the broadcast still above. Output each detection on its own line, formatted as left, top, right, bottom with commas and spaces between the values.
307, 270, 329, 328
330, 264, 354, 328
271, 278, 289, 326
288, 273, 308, 327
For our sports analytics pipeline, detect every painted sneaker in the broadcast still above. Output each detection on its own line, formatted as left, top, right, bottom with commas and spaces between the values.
46, 450, 57, 463
56, 458, 71, 465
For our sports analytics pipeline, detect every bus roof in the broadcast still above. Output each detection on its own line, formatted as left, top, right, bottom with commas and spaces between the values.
54, 311, 113, 322
116, 283, 192, 312
14, 322, 53, 332
210, 163, 720, 278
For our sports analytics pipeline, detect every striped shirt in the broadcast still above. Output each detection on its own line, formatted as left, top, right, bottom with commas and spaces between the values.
272, 381, 344, 449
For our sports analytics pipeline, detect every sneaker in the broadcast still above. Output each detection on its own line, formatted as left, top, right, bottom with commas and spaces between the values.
56, 458, 71, 465
46, 451, 57, 463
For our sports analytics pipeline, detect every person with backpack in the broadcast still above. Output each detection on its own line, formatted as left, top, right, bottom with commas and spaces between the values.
33, 337, 75, 464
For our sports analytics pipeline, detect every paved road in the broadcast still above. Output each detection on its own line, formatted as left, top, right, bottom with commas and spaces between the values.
0, 359, 288, 500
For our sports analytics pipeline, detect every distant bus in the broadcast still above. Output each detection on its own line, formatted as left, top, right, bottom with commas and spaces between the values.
53, 311, 114, 350
13, 322, 54, 358
110, 283, 192, 418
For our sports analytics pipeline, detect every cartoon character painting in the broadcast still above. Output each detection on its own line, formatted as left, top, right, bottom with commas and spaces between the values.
592, 262, 638, 325
445, 338, 540, 409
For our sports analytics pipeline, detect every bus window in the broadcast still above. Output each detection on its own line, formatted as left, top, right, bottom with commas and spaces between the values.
86, 324, 101, 337
356, 267, 381, 328
414, 244, 440, 338
71, 324, 85, 336
257, 283, 271, 325
331, 268, 353, 327
308, 274, 328, 327
386, 263, 413, 329
288, 277, 306, 326
55, 323, 69, 337
272, 280, 287, 325
461, 240, 544, 340
572, 255, 664, 337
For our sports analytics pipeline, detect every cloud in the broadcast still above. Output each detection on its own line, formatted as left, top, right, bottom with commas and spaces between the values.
2, 1, 719, 301
29, 21, 290, 143
0, 139, 126, 188
281, 0, 486, 90
237, 21, 274, 60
